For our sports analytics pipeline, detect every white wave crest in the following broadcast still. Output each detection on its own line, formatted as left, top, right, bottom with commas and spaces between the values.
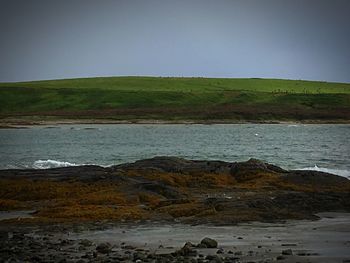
298, 165, 350, 179
33, 159, 78, 169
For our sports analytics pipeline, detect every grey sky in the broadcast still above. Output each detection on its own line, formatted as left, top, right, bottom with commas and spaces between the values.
0, 0, 349, 82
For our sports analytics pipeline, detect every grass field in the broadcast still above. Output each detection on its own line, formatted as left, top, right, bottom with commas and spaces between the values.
0, 77, 349, 122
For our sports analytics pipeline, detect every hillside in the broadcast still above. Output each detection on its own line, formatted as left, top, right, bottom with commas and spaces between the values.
1, 77, 349, 123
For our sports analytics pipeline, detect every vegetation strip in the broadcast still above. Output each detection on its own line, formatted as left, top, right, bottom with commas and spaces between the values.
1, 77, 349, 122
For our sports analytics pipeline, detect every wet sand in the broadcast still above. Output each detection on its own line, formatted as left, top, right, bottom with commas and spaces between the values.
1, 212, 349, 262
0, 210, 35, 221
72, 212, 350, 262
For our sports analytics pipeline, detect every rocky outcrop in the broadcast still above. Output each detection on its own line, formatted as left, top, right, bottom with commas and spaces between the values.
137, 181, 185, 199
0, 157, 349, 224
115, 156, 232, 174
283, 170, 349, 186
230, 158, 288, 182
0, 165, 112, 182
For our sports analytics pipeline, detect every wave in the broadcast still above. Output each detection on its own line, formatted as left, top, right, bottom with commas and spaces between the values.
31, 159, 112, 169
298, 165, 350, 179
33, 159, 79, 169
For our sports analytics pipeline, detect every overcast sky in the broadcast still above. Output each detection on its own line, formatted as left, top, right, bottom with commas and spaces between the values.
0, 0, 350, 82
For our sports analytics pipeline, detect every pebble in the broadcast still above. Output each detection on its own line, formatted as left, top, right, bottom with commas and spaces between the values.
96, 242, 112, 254
282, 249, 293, 255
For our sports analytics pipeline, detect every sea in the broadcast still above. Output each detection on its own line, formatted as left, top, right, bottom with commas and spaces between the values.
0, 124, 349, 179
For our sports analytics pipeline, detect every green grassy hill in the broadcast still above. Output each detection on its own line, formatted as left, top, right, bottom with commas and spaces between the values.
0, 77, 349, 122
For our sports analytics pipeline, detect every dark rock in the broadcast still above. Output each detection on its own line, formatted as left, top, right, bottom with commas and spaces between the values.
0, 165, 112, 182
116, 156, 231, 174
79, 239, 93, 247
122, 245, 136, 250
205, 255, 223, 263
200, 237, 218, 248
184, 241, 196, 248
226, 257, 240, 262
284, 170, 349, 187
60, 239, 70, 245
81, 253, 91, 259
30, 255, 42, 262
1, 156, 350, 228
96, 242, 112, 254
138, 181, 184, 199
78, 245, 85, 251
196, 243, 207, 248
133, 251, 146, 261
281, 243, 297, 247
176, 242, 198, 256
230, 158, 287, 182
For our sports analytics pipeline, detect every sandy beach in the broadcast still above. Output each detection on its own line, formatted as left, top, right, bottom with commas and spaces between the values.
1, 212, 349, 262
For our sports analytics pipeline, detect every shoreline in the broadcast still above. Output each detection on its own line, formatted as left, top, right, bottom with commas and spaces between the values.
1, 117, 350, 128
1, 212, 349, 262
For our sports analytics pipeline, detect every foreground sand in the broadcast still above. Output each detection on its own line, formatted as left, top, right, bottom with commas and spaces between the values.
1, 212, 349, 262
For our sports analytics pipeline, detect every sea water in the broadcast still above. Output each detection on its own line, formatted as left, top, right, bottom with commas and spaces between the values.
0, 124, 349, 178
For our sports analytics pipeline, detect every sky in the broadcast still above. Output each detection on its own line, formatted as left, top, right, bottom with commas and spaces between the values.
0, 0, 350, 83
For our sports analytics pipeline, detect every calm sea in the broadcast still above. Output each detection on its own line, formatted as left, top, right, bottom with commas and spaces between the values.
0, 124, 349, 178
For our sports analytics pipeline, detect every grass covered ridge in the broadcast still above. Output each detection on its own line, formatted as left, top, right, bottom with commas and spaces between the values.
0, 76, 349, 122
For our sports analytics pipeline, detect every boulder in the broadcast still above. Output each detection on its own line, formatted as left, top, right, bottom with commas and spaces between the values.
96, 242, 112, 254
176, 242, 197, 256
79, 239, 93, 247
133, 251, 146, 261
200, 237, 218, 248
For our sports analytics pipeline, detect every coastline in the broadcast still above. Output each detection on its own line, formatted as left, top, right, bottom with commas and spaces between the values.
1, 211, 350, 262
1, 117, 350, 128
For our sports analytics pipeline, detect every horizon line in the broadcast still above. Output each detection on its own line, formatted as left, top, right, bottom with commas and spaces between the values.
1, 75, 350, 85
